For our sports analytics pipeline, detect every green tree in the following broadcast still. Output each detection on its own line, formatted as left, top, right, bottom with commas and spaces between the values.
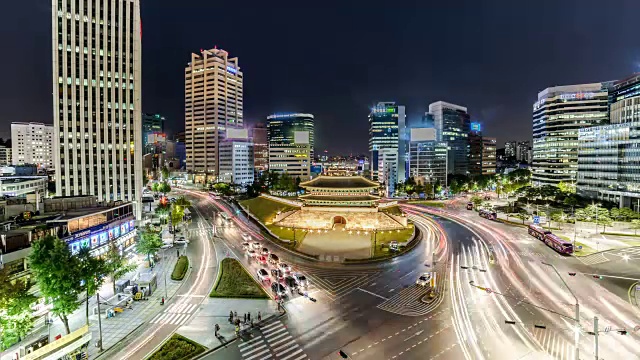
598, 215, 613, 233
630, 219, 640, 235
136, 229, 163, 264
29, 235, 82, 334
151, 182, 160, 194
557, 181, 576, 194
550, 210, 567, 223
104, 245, 137, 296
213, 182, 232, 196
470, 195, 483, 208
514, 211, 529, 225
76, 246, 107, 325
161, 166, 170, 181
0, 267, 37, 349
159, 181, 171, 195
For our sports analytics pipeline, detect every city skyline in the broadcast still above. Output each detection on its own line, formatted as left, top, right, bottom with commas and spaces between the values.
3, 1, 640, 154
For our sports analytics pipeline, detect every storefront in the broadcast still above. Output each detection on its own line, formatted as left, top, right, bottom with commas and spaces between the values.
64, 218, 137, 257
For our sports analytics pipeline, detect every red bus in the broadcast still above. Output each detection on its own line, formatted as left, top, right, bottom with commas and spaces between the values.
543, 234, 573, 255
478, 209, 497, 220
527, 224, 550, 241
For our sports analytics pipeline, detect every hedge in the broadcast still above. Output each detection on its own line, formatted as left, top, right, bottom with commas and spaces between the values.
209, 258, 269, 299
148, 334, 205, 360
171, 256, 189, 280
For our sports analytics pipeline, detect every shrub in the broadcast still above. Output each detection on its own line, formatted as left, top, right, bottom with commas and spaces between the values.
171, 256, 189, 280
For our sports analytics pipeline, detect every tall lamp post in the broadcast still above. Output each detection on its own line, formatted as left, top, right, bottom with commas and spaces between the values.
542, 261, 579, 360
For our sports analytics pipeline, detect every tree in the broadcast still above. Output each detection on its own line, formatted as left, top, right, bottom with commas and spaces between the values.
550, 210, 567, 223
159, 181, 171, 195
76, 246, 107, 325
0, 267, 37, 350
557, 181, 576, 194
514, 211, 529, 225
29, 235, 83, 334
598, 215, 613, 233
136, 228, 163, 264
630, 219, 640, 235
470, 195, 483, 208
151, 182, 160, 194
213, 182, 233, 196
104, 245, 137, 297
161, 166, 170, 181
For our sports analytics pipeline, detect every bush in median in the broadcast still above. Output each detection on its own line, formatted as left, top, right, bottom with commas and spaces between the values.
210, 258, 269, 298
171, 256, 189, 280
149, 334, 205, 360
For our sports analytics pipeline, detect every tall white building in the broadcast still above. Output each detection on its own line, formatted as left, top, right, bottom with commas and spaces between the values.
52, 0, 143, 212
219, 129, 254, 186
185, 48, 243, 183
11, 122, 54, 168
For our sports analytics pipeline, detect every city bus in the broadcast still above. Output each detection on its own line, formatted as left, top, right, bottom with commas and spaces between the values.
478, 209, 497, 220
543, 233, 573, 255
527, 224, 551, 241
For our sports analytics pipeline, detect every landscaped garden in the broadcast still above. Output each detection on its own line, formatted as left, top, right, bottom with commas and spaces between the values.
148, 334, 206, 360
210, 258, 269, 299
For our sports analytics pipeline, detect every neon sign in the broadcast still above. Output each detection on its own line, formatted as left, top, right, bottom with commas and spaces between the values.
226, 65, 237, 75
560, 92, 596, 101
471, 122, 481, 132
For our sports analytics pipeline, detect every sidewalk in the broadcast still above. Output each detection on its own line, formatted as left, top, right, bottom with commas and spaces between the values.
176, 298, 278, 350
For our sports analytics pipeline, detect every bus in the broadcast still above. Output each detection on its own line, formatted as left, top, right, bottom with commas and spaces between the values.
527, 224, 550, 241
478, 209, 497, 220
543, 233, 573, 255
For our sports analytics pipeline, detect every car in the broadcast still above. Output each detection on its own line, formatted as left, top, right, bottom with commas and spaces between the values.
271, 269, 284, 281
416, 273, 432, 287
174, 239, 189, 246
246, 249, 257, 258
251, 242, 262, 250
466, 202, 474, 210
160, 244, 173, 250
242, 233, 252, 241
293, 273, 308, 287
261, 247, 270, 256
271, 282, 287, 297
241, 242, 250, 250
278, 263, 291, 273
258, 256, 268, 265
284, 275, 299, 290
389, 241, 399, 251
257, 268, 270, 281
268, 253, 280, 265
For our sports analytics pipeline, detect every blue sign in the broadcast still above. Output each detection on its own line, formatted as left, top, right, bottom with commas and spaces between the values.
471, 122, 482, 132
226, 65, 237, 74
533, 216, 540, 224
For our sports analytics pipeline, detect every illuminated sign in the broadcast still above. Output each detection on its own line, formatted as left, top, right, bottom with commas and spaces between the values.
226, 65, 237, 74
471, 122, 482, 132
560, 92, 596, 101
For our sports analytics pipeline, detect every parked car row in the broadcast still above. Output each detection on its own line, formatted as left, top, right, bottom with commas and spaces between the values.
244, 235, 308, 298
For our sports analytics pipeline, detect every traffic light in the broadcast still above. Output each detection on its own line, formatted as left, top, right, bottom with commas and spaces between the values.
338, 350, 349, 358
568, 272, 576, 276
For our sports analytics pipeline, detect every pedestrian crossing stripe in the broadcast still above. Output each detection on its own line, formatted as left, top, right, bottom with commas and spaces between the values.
164, 303, 198, 314
577, 253, 609, 265
148, 302, 198, 325
237, 320, 307, 360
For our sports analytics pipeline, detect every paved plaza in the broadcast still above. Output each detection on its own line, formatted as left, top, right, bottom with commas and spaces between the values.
298, 225, 371, 260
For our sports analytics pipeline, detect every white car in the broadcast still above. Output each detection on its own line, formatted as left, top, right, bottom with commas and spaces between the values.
416, 273, 432, 287
278, 263, 291, 273
160, 244, 173, 250
293, 273, 308, 287
241, 242, 250, 250
256, 268, 270, 281
251, 242, 261, 250
174, 239, 189, 246
242, 233, 252, 241
246, 249, 257, 258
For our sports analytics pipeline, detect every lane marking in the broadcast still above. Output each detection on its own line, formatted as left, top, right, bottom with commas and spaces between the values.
356, 288, 389, 300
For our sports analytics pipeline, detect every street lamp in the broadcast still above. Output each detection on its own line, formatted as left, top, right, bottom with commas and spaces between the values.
541, 261, 580, 360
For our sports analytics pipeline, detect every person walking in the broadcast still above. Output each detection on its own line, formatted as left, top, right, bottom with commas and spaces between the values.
244, 313, 247, 324
248, 312, 251, 322
257, 311, 262, 322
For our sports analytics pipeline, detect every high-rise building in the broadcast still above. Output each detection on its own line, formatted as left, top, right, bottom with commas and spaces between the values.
504, 141, 517, 158
142, 113, 165, 154
369, 102, 406, 184
219, 129, 254, 186
251, 122, 269, 173
52, 0, 142, 210
408, 127, 447, 186
267, 113, 314, 180
468, 123, 483, 177
0, 146, 11, 166
481, 137, 497, 175
532, 83, 609, 186
185, 48, 243, 182
11, 122, 54, 168
516, 141, 531, 163
429, 101, 470, 175
378, 148, 398, 196
577, 74, 640, 209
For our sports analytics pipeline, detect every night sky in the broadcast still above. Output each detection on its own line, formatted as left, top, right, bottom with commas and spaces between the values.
2, 0, 640, 154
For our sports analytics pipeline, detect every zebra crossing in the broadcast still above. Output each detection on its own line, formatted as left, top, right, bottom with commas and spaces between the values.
517, 250, 565, 259
377, 285, 436, 316
577, 252, 609, 265
609, 246, 640, 260
238, 320, 307, 360
291, 264, 382, 301
148, 302, 198, 326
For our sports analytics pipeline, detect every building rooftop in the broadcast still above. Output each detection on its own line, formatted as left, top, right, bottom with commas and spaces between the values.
299, 176, 379, 189
299, 194, 380, 202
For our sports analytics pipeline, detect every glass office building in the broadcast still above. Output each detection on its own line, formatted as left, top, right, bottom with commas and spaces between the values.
369, 102, 406, 182
532, 83, 609, 186
429, 101, 470, 175
577, 74, 640, 210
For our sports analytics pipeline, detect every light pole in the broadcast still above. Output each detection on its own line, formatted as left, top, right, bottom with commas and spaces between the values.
542, 261, 579, 360
162, 247, 168, 299
96, 292, 104, 351
572, 206, 577, 250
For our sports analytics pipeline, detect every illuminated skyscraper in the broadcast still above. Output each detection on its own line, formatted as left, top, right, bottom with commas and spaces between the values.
369, 102, 406, 183
52, 0, 143, 211
429, 101, 470, 175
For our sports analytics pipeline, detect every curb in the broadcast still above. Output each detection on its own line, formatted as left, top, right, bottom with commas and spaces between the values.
571, 245, 640, 258
343, 226, 423, 265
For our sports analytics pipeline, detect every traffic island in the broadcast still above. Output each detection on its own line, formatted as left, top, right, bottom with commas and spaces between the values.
148, 334, 206, 360
171, 255, 189, 280
210, 258, 269, 299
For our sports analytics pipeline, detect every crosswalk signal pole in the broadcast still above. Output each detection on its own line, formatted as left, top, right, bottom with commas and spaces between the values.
594, 316, 599, 360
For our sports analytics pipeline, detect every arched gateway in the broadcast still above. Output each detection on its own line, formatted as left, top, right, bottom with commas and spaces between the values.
333, 216, 346, 225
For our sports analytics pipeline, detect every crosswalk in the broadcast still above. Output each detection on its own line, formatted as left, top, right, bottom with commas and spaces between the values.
377, 285, 435, 316
609, 247, 640, 259
516, 250, 565, 259
577, 252, 609, 265
148, 302, 198, 326
291, 264, 382, 301
238, 320, 307, 360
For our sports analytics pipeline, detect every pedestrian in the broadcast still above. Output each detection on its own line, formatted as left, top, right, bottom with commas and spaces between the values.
234, 311, 238, 320
177, 249, 179, 258
229, 310, 233, 322
244, 313, 247, 324
248, 312, 251, 322
258, 311, 262, 322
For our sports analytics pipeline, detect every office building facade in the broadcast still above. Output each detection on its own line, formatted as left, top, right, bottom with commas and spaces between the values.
251, 122, 269, 173
504, 141, 517, 158
52, 0, 143, 211
219, 129, 254, 186
577, 74, 640, 209
11, 122, 54, 168
267, 113, 314, 180
481, 137, 497, 175
429, 101, 470, 175
0, 146, 11, 166
408, 127, 447, 186
185, 48, 243, 181
468, 130, 483, 177
532, 83, 609, 186
516, 141, 531, 163
369, 102, 406, 183
142, 113, 165, 154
